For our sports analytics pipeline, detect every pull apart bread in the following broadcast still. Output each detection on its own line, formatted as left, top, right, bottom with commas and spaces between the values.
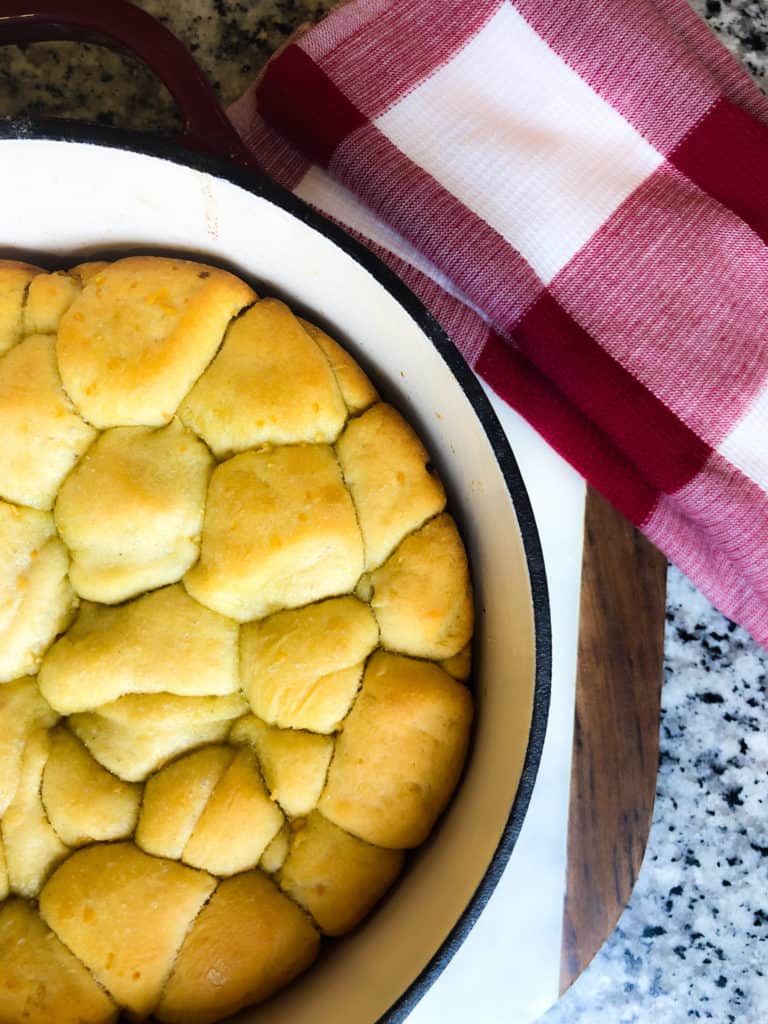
0, 256, 474, 1024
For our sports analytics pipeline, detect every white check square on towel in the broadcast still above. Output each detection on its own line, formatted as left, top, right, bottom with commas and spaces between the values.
375, 1, 664, 283
719, 386, 768, 495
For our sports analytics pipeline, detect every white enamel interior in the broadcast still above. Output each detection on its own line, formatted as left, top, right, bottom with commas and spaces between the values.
0, 137, 544, 1024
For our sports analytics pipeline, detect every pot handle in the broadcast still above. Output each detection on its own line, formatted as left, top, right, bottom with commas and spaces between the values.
0, 0, 254, 166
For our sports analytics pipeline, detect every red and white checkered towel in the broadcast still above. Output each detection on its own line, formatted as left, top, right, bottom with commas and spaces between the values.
229, 0, 768, 646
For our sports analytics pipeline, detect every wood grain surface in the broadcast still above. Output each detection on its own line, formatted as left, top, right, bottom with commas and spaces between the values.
560, 486, 667, 993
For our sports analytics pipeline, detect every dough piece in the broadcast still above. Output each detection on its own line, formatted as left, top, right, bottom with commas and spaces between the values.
56, 256, 256, 428
180, 298, 347, 457
0, 833, 8, 901
260, 824, 290, 874
0, 260, 39, 354
231, 715, 334, 816
55, 420, 213, 603
0, 334, 97, 510
239, 596, 378, 733
69, 260, 109, 284
280, 812, 404, 935
23, 271, 80, 334
299, 318, 378, 413
38, 584, 239, 713
0, 899, 117, 1024
2, 728, 69, 897
441, 643, 472, 681
0, 676, 58, 815
336, 403, 446, 569
137, 745, 234, 859
40, 843, 216, 1019
370, 513, 473, 660
93, 692, 248, 731
185, 445, 364, 622
182, 748, 284, 876
68, 693, 247, 782
156, 871, 319, 1024
41, 726, 141, 846
0, 502, 76, 681
319, 652, 473, 848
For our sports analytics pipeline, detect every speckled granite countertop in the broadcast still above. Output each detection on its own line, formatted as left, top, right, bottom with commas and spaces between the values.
1, 2, 768, 1022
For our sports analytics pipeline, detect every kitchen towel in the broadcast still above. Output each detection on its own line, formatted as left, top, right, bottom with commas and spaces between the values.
229, 0, 768, 647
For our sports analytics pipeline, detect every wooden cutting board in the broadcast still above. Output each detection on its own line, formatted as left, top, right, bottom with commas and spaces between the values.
559, 485, 667, 992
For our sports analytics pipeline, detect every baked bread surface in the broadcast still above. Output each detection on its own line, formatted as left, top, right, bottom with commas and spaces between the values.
0, 256, 474, 1024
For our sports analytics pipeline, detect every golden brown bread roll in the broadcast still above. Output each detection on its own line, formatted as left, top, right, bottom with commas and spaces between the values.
181, 747, 284, 876
319, 651, 473, 848
336, 402, 446, 569
94, 692, 248, 732
68, 693, 247, 782
184, 444, 364, 621
68, 260, 110, 284
0, 899, 117, 1024
0, 835, 8, 902
0, 677, 58, 815
0, 500, 76, 682
370, 513, 474, 660
179, 298, 347, 456
39, 843, 217, 1018
23, 271, 81, 335
56, 256, 255, 428
0, 334, 97, 511
38, 584, 239, 713
441, 642, 473, 680
155, 871, 320, 1024
137, 742, 286, 877
231, 715, 334, 816
280, 812, 405, 936
55, 419, 213, 603
136, 741, 296, 873
137, 744, 234, 860
239, 595, 378, 732
260, 824, 291, 874
41, 726, 141, 846
1, 728, 68, 897
0, 260, 40, 354
0, 254, 476, 1023
298, 317, 378, 413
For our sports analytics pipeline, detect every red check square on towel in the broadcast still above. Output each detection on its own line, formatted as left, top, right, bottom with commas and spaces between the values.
228, 0, 768, 646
